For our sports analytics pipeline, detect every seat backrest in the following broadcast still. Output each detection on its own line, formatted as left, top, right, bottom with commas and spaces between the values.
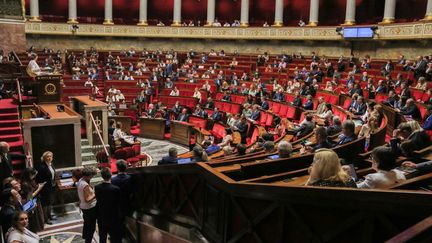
189, 116, 207, 129
272, 102, 281, 113
286, 106, 296, 120
279, 105, 288, 118
265, 114, 274, 127
259, 111, 267, 125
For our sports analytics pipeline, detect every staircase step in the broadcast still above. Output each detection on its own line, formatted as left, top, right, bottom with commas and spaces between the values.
82, 160, 98, 166
0, 126, 21, 136
81, 145, 93, 153
0, 112, 19, 120
0, 134, 22, 142
0, 119, 20, 127
0, 107, 17, 113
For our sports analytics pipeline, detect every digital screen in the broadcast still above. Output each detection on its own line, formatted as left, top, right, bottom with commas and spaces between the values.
343, 27, 374, 38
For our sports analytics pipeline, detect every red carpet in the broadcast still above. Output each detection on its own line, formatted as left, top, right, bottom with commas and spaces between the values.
0, 99, 26, 176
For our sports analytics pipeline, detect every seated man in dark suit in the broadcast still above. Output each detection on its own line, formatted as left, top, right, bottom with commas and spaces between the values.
204, 97, 215, 109
210, 107, 222, 122
334, 120, 357, 146
261, 96, 270, 110
249, 105, 261, 121
390, 122, 431, 156
144, 103, 157, 118
301, 127, 333, 154
352, 96, 367, 116
398, 98, 422, 121
234, 116, 248, 144
326, 116, 343, 136
292, 91, 302, 107
294, 115, 315, 138
0, 142, 27, 185
423, 105, 432, 131
194, 104, 207, 118
177, 108, 189, 122
273, 89, 285, 102
221, 92, 231, 102
158, 147, 178, 165
303, 95, 314, 110
383, 90, 397, 107
171, 101, 182, 116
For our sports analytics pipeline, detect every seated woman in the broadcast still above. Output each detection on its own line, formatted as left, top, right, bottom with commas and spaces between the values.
272, 118, 288, 139
191, 146, 209, 162
358, 115, 379, 149
356, 146, 406, 189
113, 122, 136, 147
305, 149, 357, 188
218, 128, 233, 148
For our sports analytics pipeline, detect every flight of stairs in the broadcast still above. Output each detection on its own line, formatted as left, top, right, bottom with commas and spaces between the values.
0, 99, 26, 176
80, 139, 98, 167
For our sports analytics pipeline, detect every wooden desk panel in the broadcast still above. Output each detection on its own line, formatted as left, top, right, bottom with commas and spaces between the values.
170, 121, 194, 146
112, 116, 132, 134
139, 118, 166, 140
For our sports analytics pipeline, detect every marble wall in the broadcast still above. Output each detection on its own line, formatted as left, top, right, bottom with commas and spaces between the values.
1, 22, 26, 53
26, 35, 432, 60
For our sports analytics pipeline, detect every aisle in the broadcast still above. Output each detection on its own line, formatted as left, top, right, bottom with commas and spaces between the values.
137, 137, 189, 166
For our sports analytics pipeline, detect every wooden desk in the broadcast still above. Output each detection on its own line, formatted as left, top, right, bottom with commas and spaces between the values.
69, 96, 108, 146
139, 118, 166, 140
170, 121, 194, 146
22, 104, 82, 170
112, 116, 132, 134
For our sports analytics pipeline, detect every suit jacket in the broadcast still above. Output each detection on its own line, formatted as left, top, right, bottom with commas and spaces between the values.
293, 97, 302, 107
147, 108, 156, 118
424, 114, 432, 130
171, 105, 182, 114
111, 173, 132, 216
326, 124, 342, 136
273, 92, 285, 102
250, 110, 260, 121
95, 182, 122, 226
35, 162, 56, 199
212, 112, 222, 122
295, 121, 314, 138
401, 105, 422, 120
357, 170, 405, 189
204, 101, 215, 109
158, 156, 178, 165
177, 113, 189, 122
354, 103, 367, 115
303, 100, 313, 110
221, 95, 231, 102
261, 101, 269, 110
0, 153, 26, 182
336, 134, 357, 146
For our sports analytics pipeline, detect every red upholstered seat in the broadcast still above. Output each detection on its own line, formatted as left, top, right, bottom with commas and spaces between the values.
286, 106, 296, 120
418, 105, 427, 120
132, 144, 141, 155
285, 94, 295, 103
279, 105, 288, 118
126, 157, 140, 165
343, 99, 351, 109
375, 93, 388, 103
114, 149, 127, 159
410, 88, 424, 101
265, 114, 274, 127
272, 102, 281, 114
259, 111, 267, 126
189, 116, 207, 129
421, 93, 430, 102
124, 147, 135, 158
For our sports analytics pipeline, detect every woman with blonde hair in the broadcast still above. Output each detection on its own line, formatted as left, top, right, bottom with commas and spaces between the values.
35, 151, 56, 224
306, 149, 357, 188
359, 115, 380, 149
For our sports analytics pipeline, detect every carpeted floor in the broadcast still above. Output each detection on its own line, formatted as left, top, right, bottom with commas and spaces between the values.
137, 137, 189, 165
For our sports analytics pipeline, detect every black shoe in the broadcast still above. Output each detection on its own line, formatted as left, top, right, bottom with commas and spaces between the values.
46, 219, 53, 225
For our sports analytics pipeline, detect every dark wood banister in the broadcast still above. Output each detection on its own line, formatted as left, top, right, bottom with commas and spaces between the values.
385, 215, 432, 243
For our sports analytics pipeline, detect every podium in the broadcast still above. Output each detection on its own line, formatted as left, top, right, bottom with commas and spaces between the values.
35, 75, 63, 103
69, 96, 108, 147
170, 121, 194, 146
139, 118, 166, 140
21, 104, 82, 170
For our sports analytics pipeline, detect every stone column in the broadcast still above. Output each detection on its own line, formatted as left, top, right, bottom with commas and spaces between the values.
29, 0, 41, 21
424, 0, 432, 21
273, 0, 284, 27
138, 0, 148, 25
308, 0, 319, 26
240, 0, 249, 27
172, 0, 182, 26
103, 0, 114, 25
381, 0, 396, 24
344, 0, 356, 25
206, 0, 216, 26
67, 0, 78, 24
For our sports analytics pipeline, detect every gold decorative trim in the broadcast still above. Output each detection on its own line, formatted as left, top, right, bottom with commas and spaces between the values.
422, 14, 432, 21
28, 16, 41, 22
24, 22, 432, 40
379, 18, 395, 24
307, 21, 318, 27
67, 18, 79, 24
272, 21, 283, 27
137, 20, 148, 26
204, 21, 213, 26
171, 21, 181, 27
342, 20, 355, 26
240, 22, 249, 27
103, 19, 114, 25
